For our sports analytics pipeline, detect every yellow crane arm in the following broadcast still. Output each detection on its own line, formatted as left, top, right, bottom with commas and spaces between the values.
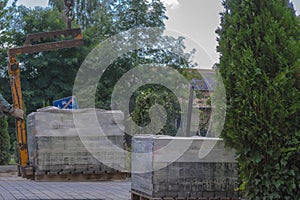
7, 28, 83, 175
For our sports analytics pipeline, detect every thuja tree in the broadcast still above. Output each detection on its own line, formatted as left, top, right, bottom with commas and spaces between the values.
216, 0, 300, 199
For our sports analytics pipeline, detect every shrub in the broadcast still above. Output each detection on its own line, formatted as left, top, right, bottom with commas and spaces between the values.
0, 116, 11, 165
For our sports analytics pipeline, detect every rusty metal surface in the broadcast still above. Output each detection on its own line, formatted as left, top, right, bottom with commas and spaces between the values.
63, 0, 75, 29
24, 28, 82, 46
9, 39, 83, 57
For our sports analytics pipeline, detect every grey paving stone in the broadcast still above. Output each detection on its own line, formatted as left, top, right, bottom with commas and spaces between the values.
0, 179, 131, 200
0, 193, 13, 200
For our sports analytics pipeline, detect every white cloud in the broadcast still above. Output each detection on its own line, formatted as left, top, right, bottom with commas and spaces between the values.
161, 0, 180, 9
8, 0, 48, 8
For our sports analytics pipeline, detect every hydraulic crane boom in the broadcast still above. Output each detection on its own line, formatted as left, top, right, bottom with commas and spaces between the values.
7, 0, 83, 177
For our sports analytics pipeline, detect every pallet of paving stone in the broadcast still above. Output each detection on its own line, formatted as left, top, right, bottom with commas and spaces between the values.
131, 190, 242, 200
34, 171, 129, 182
32, 136, 125, 172
131, 135, 241, 199
26, 108, 127, 181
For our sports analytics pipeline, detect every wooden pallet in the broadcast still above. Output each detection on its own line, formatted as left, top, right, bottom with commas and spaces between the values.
131, 190, 242, 200
34, 171, 129, 182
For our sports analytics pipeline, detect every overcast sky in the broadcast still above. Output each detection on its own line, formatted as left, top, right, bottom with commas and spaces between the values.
8, 0, 300, 67
164, 0, 300, 67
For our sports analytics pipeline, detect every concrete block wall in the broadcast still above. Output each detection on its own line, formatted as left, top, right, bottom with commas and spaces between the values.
131, 135, 240, 198
27, 109, 126, 174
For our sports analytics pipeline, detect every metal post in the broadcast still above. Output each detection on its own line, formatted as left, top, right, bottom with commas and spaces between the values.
186, 85, 194, 137
64, 0, 75, 29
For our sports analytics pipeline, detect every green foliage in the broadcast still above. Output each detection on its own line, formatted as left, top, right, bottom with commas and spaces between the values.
0, 4, 92, 154
132, 85, 181, 136
177, 68, 203, 81
50, 0, 196, 115
48, 0, 65, 12
96, 39, 196, 110
49, 0, 167, 31
1, 0, 197, 157
217, 0, 300, 198
114, 0, 167, 31
130, 68, 208, 138
0, 116, 11, 165
1, 6, 90, 113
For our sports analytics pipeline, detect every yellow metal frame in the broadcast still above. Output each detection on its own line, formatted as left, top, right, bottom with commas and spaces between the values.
8, 56, 28, 167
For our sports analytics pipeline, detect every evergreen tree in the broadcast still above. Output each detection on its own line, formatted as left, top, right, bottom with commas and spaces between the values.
217, 0, 300, 198
0, 116, 11, 165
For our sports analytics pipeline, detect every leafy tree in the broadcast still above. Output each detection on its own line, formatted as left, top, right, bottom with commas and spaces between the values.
48, 0, 65, 12
0, 5, 91, 156
131, 85, 181, 136
0, 0, 8, 36
89, 1, 197, 140
64, 0, 195, 112
0, 116, 11, 165
0, 0, 15, 161
217, 0, 300, 198
114, 0, 166, 31
49, 0, 167, 31
2, 1, 197, 150
49, 0, 108, 30
2, 6, 90, 113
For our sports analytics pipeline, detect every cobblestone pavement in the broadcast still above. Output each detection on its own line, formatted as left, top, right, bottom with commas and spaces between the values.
0, 173, 131, 200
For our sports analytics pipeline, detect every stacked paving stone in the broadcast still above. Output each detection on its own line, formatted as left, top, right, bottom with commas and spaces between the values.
26, 108, 126, 179
131, 135, 240, 199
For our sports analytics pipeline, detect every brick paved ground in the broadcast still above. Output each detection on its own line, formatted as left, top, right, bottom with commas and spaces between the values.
0, 173, 131, 200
